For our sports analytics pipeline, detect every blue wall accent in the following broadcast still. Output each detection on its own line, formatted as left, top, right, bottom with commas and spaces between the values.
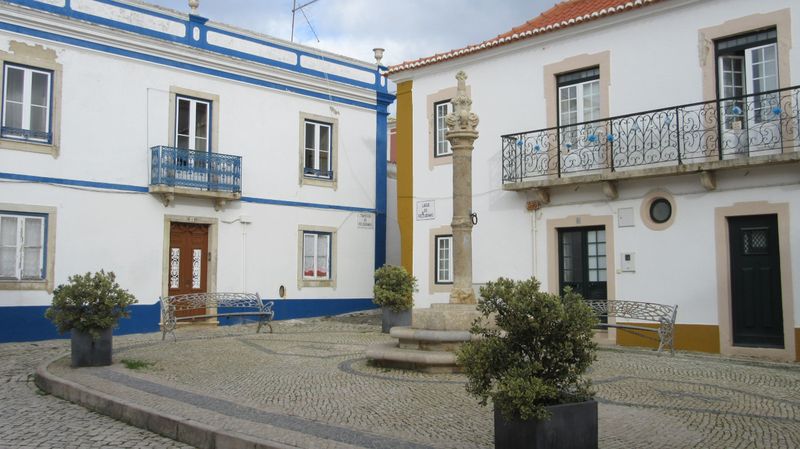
0, 299, 377, 343
3, 0, 385, 94
0, 171, 376, 214
373, 91, 394, 270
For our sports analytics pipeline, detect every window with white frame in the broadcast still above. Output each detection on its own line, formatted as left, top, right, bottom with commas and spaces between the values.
2, 64, 53, 143
435, 234, 453, 284
175, 96, 211, 151
302, 231, 331, 280
0, 213, 46, 281
557, 67, 600, 148
303, 119, 333, 179
434, 100, 452, 157
716, 28, 779, 129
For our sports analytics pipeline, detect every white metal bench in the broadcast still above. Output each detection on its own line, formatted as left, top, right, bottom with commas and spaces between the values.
584, 300, 678, 355
160, 292, 274, 341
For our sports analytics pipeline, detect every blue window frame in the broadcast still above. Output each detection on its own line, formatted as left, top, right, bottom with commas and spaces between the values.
0, 211, 48, 281
1, 63, 53, 144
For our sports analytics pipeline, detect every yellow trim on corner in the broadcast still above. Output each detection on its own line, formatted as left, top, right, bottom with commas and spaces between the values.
796, 328, 800, 362
396, 80, 414, 275
616, 323, 721, 354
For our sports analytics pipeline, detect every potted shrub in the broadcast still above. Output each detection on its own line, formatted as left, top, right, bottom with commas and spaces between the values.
457, 277, 598, 449
45, 271, 137, 367
373, 265, 417, 333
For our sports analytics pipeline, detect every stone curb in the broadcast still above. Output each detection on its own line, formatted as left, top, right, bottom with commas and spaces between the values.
34, 353, 298, 449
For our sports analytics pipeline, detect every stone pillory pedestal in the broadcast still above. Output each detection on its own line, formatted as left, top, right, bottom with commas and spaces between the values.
366, 71, 482, 372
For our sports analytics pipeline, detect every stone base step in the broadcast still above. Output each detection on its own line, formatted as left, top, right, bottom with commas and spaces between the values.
365, 342, 462, 374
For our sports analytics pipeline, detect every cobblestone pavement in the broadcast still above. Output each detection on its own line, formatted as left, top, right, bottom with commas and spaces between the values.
0, 336, 193, 448
9, 314, 800, 448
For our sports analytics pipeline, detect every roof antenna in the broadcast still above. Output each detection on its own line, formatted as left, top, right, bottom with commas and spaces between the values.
188, 0, 199, 14
291, 0, 320, 42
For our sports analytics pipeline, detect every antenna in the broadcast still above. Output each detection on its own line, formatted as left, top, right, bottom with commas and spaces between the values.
290, 0, 320, 42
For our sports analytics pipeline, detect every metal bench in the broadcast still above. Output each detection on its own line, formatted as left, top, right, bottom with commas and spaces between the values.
584, 300, 678, 355
160, 292, 274, 341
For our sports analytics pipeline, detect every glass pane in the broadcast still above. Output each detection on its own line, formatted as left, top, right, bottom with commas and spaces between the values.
597, 243, 606, 256
305, 148, 315, 170
31, 72, 49, 107
5, 67, 24, 103
317, 235, 329, 258
587, 244, 596, 256
1, 217, 17, 246
194, 137, 207, 152
303, 234, 314, 257
319, 125, 330, 152
589, 270, 597, 282
177, 99, 190, 141
195, 102, 208, 140
4, 102, 22, 129
587, 231, 596, 243
23, 218, 42, 247
319, 150, 329, 174
305, 123, 315, 150
597, 230, 606, 242
30, 105, 47, 133
177, 135, 190, 149
598, 256, 607, 269
0, 247, 16, 277
588, 257, 597, 269
22, 247, 41, 278
598, 270, 607, 282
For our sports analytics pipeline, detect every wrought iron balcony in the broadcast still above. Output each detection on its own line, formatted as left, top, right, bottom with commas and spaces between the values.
502, 85, 800, 186
149, 146, 242, 209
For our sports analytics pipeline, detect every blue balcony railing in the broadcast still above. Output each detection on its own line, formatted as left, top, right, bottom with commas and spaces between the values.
502, 85, 800, 183
150, 146, 241, 193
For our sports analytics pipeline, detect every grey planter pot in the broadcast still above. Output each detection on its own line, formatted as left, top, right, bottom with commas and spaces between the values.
381, 307, 411, 333
494, 400, 598, 449
70, 328, 113, 367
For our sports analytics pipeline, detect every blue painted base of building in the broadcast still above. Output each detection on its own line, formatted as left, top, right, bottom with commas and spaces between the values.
0, 298, 377, 343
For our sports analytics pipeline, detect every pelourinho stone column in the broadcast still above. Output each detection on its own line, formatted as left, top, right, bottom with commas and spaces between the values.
445, 71, 479, 305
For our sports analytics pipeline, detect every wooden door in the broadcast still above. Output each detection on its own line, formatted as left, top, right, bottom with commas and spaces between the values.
168, 222, 209, 318
728, 215, 784, 348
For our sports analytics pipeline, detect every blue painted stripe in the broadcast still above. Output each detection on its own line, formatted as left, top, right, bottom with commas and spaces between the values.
3, 0, 384, 93
0, 299, 377, 342
0, 20, 379, 111
1, 171, 375, 213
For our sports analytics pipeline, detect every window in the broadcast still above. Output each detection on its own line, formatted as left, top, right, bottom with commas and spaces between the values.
434, 234, 453, 284
434, 100, 451, 157
302, 231, 331, 280
2, 64, 52, 143
175, 96, 211, 151
649, 198, 672, 224
557, 67, 600, 148
303, 120, 333, 179
716, 29, 779, 129
0, 212, 46, 281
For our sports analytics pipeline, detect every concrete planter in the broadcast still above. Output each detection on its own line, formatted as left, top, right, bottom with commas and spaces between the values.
381, 307, 411, 333
494, 400, 598, 449
70, 328, 113, 367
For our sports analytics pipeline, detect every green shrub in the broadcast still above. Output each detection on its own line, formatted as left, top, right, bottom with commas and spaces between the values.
457, 277, 597, 421
45, 271, 137, 339
373, 265, 417, 312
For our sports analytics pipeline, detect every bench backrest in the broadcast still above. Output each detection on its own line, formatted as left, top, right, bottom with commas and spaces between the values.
584, 300, 677, 324
162, 292, 269, 314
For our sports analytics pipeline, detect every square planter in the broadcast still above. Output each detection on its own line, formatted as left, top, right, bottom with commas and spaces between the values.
381, 307, 412, 333
494, 400, 598, 449
70, 328, 113, 367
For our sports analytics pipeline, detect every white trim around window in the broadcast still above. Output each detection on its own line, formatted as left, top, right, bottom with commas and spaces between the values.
434, 234, 453, 284
0, 203, 56, 292
297, 225, 337, 288
434, 100, 451, 157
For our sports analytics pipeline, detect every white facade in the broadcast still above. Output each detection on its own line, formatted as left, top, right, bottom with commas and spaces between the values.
0, 0, 392, 341
391, 0, 800, 361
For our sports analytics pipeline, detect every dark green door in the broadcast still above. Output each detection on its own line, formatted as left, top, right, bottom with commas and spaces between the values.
728, 215, 784, 348
558, 227, 607, 302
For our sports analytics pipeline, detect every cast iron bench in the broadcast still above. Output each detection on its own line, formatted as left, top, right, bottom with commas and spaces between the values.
160, 292, 274, 341
584, 300, 678, 355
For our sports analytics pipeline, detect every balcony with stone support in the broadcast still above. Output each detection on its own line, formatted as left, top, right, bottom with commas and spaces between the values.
501, 85, 800, 200
149, 145, 242, 210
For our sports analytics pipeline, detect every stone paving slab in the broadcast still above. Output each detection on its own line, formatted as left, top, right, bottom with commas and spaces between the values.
18, 314, 800, 448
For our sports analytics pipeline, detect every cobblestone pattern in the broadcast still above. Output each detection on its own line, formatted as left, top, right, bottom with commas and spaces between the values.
0, 338, 193, 449
16, 314, 800, 449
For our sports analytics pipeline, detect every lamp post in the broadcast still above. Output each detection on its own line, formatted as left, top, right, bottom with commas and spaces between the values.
445, 71, 479, 305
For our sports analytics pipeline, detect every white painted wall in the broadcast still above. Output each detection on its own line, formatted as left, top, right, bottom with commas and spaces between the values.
398, 0, 800, 331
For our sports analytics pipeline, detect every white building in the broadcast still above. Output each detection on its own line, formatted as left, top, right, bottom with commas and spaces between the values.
389, 0, 799, 361
0, 0, 393, 342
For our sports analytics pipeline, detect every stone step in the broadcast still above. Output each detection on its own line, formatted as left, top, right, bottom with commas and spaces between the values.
365, 342, 461, 373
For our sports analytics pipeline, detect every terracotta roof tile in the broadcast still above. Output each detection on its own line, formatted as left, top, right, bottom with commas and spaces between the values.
387, 0, 663, 75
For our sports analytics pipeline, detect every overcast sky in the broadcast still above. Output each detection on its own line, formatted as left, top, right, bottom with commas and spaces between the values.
148, 0, 557, 66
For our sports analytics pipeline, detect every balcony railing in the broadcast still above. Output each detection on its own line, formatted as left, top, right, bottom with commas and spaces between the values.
502, 85, 800, 183
150, 146, 241, 193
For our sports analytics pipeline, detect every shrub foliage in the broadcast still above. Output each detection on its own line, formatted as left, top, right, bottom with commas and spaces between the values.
457, 277, 597, 421
45, 271, 137, 338
373, 265, 417, 312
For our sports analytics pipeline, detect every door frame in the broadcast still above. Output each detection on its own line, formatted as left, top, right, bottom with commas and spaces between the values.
715, 201, 795, 361
161, 215, 218, 303
547, 214, 616, 341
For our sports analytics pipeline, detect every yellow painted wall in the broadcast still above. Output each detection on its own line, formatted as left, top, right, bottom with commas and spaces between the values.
616, 323, 721, 354
396, 81, 414, 275
796, 328, 800, 362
